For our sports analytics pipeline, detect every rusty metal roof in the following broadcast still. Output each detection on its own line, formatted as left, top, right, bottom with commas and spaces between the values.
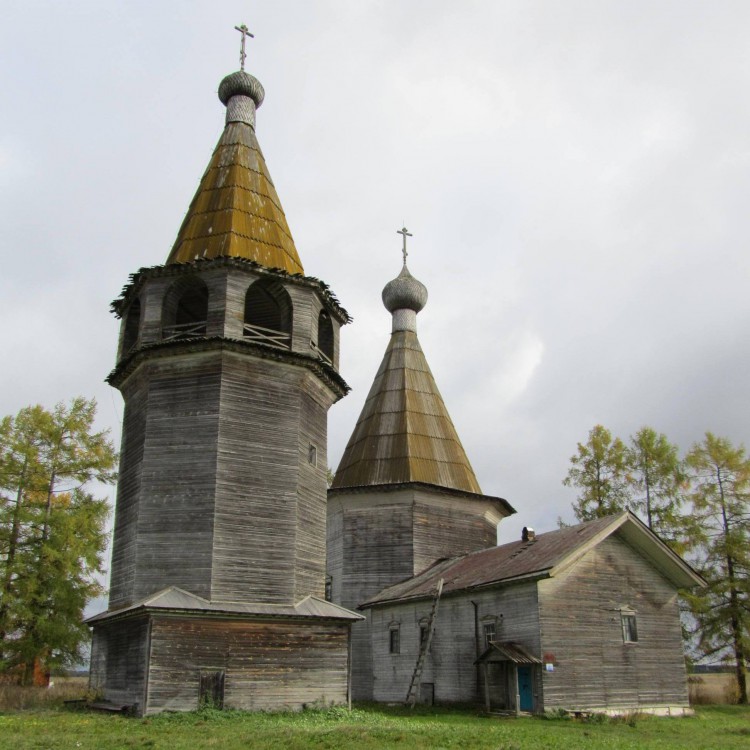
362, 512, 705, 608
475, 641, 543, 665
165, 120, 304, 273
85, 586, 363, 623
331, 329, 482, 493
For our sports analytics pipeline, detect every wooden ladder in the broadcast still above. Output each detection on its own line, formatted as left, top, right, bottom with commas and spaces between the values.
405, 578, 444, 707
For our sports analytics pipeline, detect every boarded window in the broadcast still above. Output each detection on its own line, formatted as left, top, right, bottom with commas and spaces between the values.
389, 627, 400, 654
621, 613, 638, 643
199, 670, 225, 709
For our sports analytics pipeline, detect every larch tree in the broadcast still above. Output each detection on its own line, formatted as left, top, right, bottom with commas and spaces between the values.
627, 427, 688, 551
563, 425, 630, 521
685, 433, 749, 704
0, 398, 117, 684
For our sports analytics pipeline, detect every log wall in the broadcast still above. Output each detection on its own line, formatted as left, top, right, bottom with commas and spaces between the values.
89, 617, 150, 709
146, 616, 350, 713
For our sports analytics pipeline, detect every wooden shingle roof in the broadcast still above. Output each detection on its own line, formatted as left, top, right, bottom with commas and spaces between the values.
165, 121, 304, 273
331, 329, 482, 493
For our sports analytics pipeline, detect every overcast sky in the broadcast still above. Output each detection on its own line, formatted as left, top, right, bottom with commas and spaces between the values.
2, 1, 749, 557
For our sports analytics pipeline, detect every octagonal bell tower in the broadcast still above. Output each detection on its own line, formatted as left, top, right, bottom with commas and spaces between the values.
89, 44, 361, 715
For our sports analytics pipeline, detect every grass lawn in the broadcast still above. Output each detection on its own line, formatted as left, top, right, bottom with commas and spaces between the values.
0, 703, 748, 750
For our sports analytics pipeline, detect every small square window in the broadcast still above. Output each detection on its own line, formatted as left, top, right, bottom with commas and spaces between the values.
621, 613, 638, 643
389, 627, 400, 654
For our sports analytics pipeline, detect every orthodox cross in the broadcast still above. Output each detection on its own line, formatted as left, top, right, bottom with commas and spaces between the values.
234, 24, 255, 71
397, 226, 412, 264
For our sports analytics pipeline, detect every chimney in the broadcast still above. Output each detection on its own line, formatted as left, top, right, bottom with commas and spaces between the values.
522, 527, 535, 542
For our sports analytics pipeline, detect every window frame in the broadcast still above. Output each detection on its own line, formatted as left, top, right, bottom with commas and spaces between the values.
389, 626, 400, 654
483, 621, 497, 649
621, 610, 638, 643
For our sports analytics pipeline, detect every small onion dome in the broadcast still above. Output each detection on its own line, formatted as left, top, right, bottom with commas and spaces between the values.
382, 264, 428, 314
218, 70, 265, 109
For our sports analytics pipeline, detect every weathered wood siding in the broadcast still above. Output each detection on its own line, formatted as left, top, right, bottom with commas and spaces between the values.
294, 380, 331, 600
213, 354, 298, 604
108, 370, 149, 608
146, 616, 349, 713
109, 266, 340, 610
327, 487, 503, 699
538, 533, 689, 711
367, 582, 540, 704
89, 617, 150, 709
111, 353, 222, 607
412, 490, 501, 574
341, 500, 412, 700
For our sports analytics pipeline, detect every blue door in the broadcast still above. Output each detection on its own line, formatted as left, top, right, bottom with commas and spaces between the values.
517, 666, 533, 711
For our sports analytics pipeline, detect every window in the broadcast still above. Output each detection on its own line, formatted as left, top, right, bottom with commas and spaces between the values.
308, 444, 317, 466
621, 612, 638, 643
389, 627, 400, 654
324, 575, 332, 602
483, 622, 496, 648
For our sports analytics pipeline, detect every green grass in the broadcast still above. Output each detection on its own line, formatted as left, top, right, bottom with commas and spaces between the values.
0, 703, 748, 749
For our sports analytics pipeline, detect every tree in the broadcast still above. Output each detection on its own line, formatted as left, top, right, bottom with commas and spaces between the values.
563, 425, 630, 521
0, 398, 117, 684
626, 427, 688, 551
684, 433, 749, 704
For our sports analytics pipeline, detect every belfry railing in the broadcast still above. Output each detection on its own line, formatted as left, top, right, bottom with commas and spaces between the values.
243, 322, 292, 350
162, 321, 208, 341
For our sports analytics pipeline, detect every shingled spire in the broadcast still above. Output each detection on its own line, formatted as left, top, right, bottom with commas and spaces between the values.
332, 233, 482, 493
166, 57, 304, 273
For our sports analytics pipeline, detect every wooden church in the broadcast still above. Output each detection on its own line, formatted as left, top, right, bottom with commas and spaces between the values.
89, 35, 703, 716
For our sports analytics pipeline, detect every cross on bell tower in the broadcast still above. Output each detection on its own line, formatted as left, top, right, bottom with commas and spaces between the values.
234, 23, 254, 71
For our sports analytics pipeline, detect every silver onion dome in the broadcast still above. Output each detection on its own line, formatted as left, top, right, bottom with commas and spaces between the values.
218, 70, 265, 107
382, 264, 428, 313
382, 264, 428, 333
218, 70, 265, 128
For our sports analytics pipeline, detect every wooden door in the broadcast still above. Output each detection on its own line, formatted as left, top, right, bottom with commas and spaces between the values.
517, 666, 533, 711
199, 670, 225, 709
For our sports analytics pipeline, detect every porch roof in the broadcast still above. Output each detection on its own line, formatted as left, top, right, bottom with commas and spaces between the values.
474, 641, 543, 665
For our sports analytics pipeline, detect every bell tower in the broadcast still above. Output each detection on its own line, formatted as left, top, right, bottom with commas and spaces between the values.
89, 34, 361, 715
